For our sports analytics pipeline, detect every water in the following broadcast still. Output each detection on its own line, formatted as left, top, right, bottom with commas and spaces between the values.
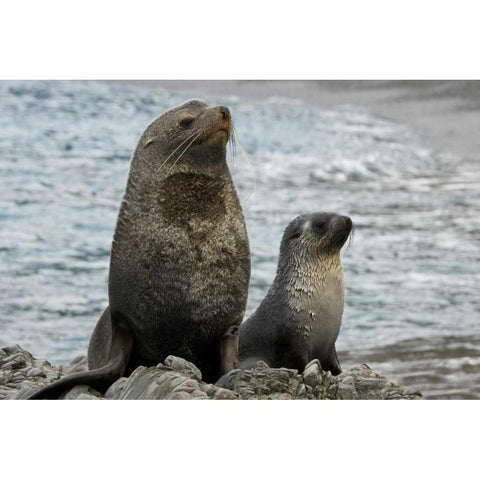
1, 80, 479, 398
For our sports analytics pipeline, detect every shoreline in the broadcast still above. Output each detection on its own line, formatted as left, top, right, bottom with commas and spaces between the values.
339, 333, 480, 399
116, 80, 480, 160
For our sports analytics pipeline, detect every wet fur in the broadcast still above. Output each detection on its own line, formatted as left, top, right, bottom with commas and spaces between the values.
239, 212, 352, 375
29, 101, 250, 398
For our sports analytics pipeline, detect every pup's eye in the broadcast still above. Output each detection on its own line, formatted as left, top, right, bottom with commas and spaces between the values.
179, 117, 194, 128
312, 219, 328, 234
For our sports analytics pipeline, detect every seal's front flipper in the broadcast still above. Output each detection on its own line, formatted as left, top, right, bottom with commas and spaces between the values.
321, 345, 342, 376
219, 325, 240, 377
28, 315, 134, 399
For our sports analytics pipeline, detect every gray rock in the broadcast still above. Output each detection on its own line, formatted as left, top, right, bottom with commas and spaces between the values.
63, 355, 88, 375
302, 359, 323, 388
110, 365, 237, 400
210, 387, 238, 400
336, 374, 357, 399
63, 385, 103, 400
105, 377, 129, 399
26, 367, 47, 378
332, 365, 422, 400
163, 355, 202, 382
0, 345, 422, 400
12, 385, 44, 400
253, 360, 270, 370
0, 345, 63, 400
216, 363, 304, 399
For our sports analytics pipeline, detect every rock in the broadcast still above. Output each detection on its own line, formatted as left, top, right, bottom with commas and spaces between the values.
0, 345, 63, 400
110, 362, 238, 400
302, 359, 323, 388
26, 367, 46, 378
12, 385, 43, 399
164, 355, 202, 382
210, 387, 238, 400
63, 385, 103, 400
332, 365, 422, 400
105, 377, 129, 399
0, 345, 422, 400
216, 363, 305, 399
63, 355, 88, 375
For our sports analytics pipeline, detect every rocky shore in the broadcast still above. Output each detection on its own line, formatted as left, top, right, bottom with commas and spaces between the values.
0, 344, 421, 400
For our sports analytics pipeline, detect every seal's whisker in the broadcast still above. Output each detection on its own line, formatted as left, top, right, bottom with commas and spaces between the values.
227, 122, 237, 165
234, 132, 257, 203
230, 122, 237, 160
160, 128, 201, 171
165, 131, 201, 177
345, 225, 354, 253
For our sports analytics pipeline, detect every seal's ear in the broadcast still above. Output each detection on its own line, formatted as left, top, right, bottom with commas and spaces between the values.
143, 138, 155, 149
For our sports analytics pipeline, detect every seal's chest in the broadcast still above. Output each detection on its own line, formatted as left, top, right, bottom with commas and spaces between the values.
159, 172, 227, 226
288, 270, 344, 322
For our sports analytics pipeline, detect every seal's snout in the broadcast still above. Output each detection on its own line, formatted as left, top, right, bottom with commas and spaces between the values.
330, 214, 351, 226
217, 106, 230, 120
330, 214, 353, 249
341, 215, 352, 228
333, 214, 352, 234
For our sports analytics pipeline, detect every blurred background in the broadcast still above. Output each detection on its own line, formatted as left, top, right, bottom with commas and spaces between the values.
0, 80, 479, 398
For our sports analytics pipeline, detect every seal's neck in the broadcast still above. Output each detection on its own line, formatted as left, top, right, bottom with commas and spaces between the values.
276, 252, 344, 299
271, 252, 344, 320
112, 149, 234, 248
124, 148, 230, 202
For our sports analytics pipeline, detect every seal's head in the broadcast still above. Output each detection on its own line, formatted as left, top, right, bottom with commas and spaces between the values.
117, 100, 240, 230
280, 212, 353, 262
136, 100, 232, 173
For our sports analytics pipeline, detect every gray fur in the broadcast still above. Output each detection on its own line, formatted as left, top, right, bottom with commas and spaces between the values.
100, 100, 250, 383
239, 212, 352, 375
31, 100, 250, 398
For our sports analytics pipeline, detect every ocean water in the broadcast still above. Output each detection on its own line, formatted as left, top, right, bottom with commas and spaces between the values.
1, 80, 479, 398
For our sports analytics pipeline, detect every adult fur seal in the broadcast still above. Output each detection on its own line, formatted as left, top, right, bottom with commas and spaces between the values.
29, 100, 250, 398
239, 212, 352, 375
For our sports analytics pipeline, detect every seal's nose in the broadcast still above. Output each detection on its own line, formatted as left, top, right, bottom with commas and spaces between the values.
342, 216, 353, 228
218, 106, 230, 120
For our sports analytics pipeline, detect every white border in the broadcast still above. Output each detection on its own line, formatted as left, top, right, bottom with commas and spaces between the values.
2, 401, 479, 479
1, 1, 480, 79
1, 2, 478, 478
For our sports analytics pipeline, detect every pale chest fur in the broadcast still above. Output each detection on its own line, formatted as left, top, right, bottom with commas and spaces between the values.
285, 255, 345, 343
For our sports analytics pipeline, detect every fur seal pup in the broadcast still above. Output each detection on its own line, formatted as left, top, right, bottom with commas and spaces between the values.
239, 212, 352, 375
29, 100, 250, 398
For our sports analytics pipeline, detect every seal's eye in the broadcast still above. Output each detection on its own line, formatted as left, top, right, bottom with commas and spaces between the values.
179, 116, 195, 128
312, 218, 328, 235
